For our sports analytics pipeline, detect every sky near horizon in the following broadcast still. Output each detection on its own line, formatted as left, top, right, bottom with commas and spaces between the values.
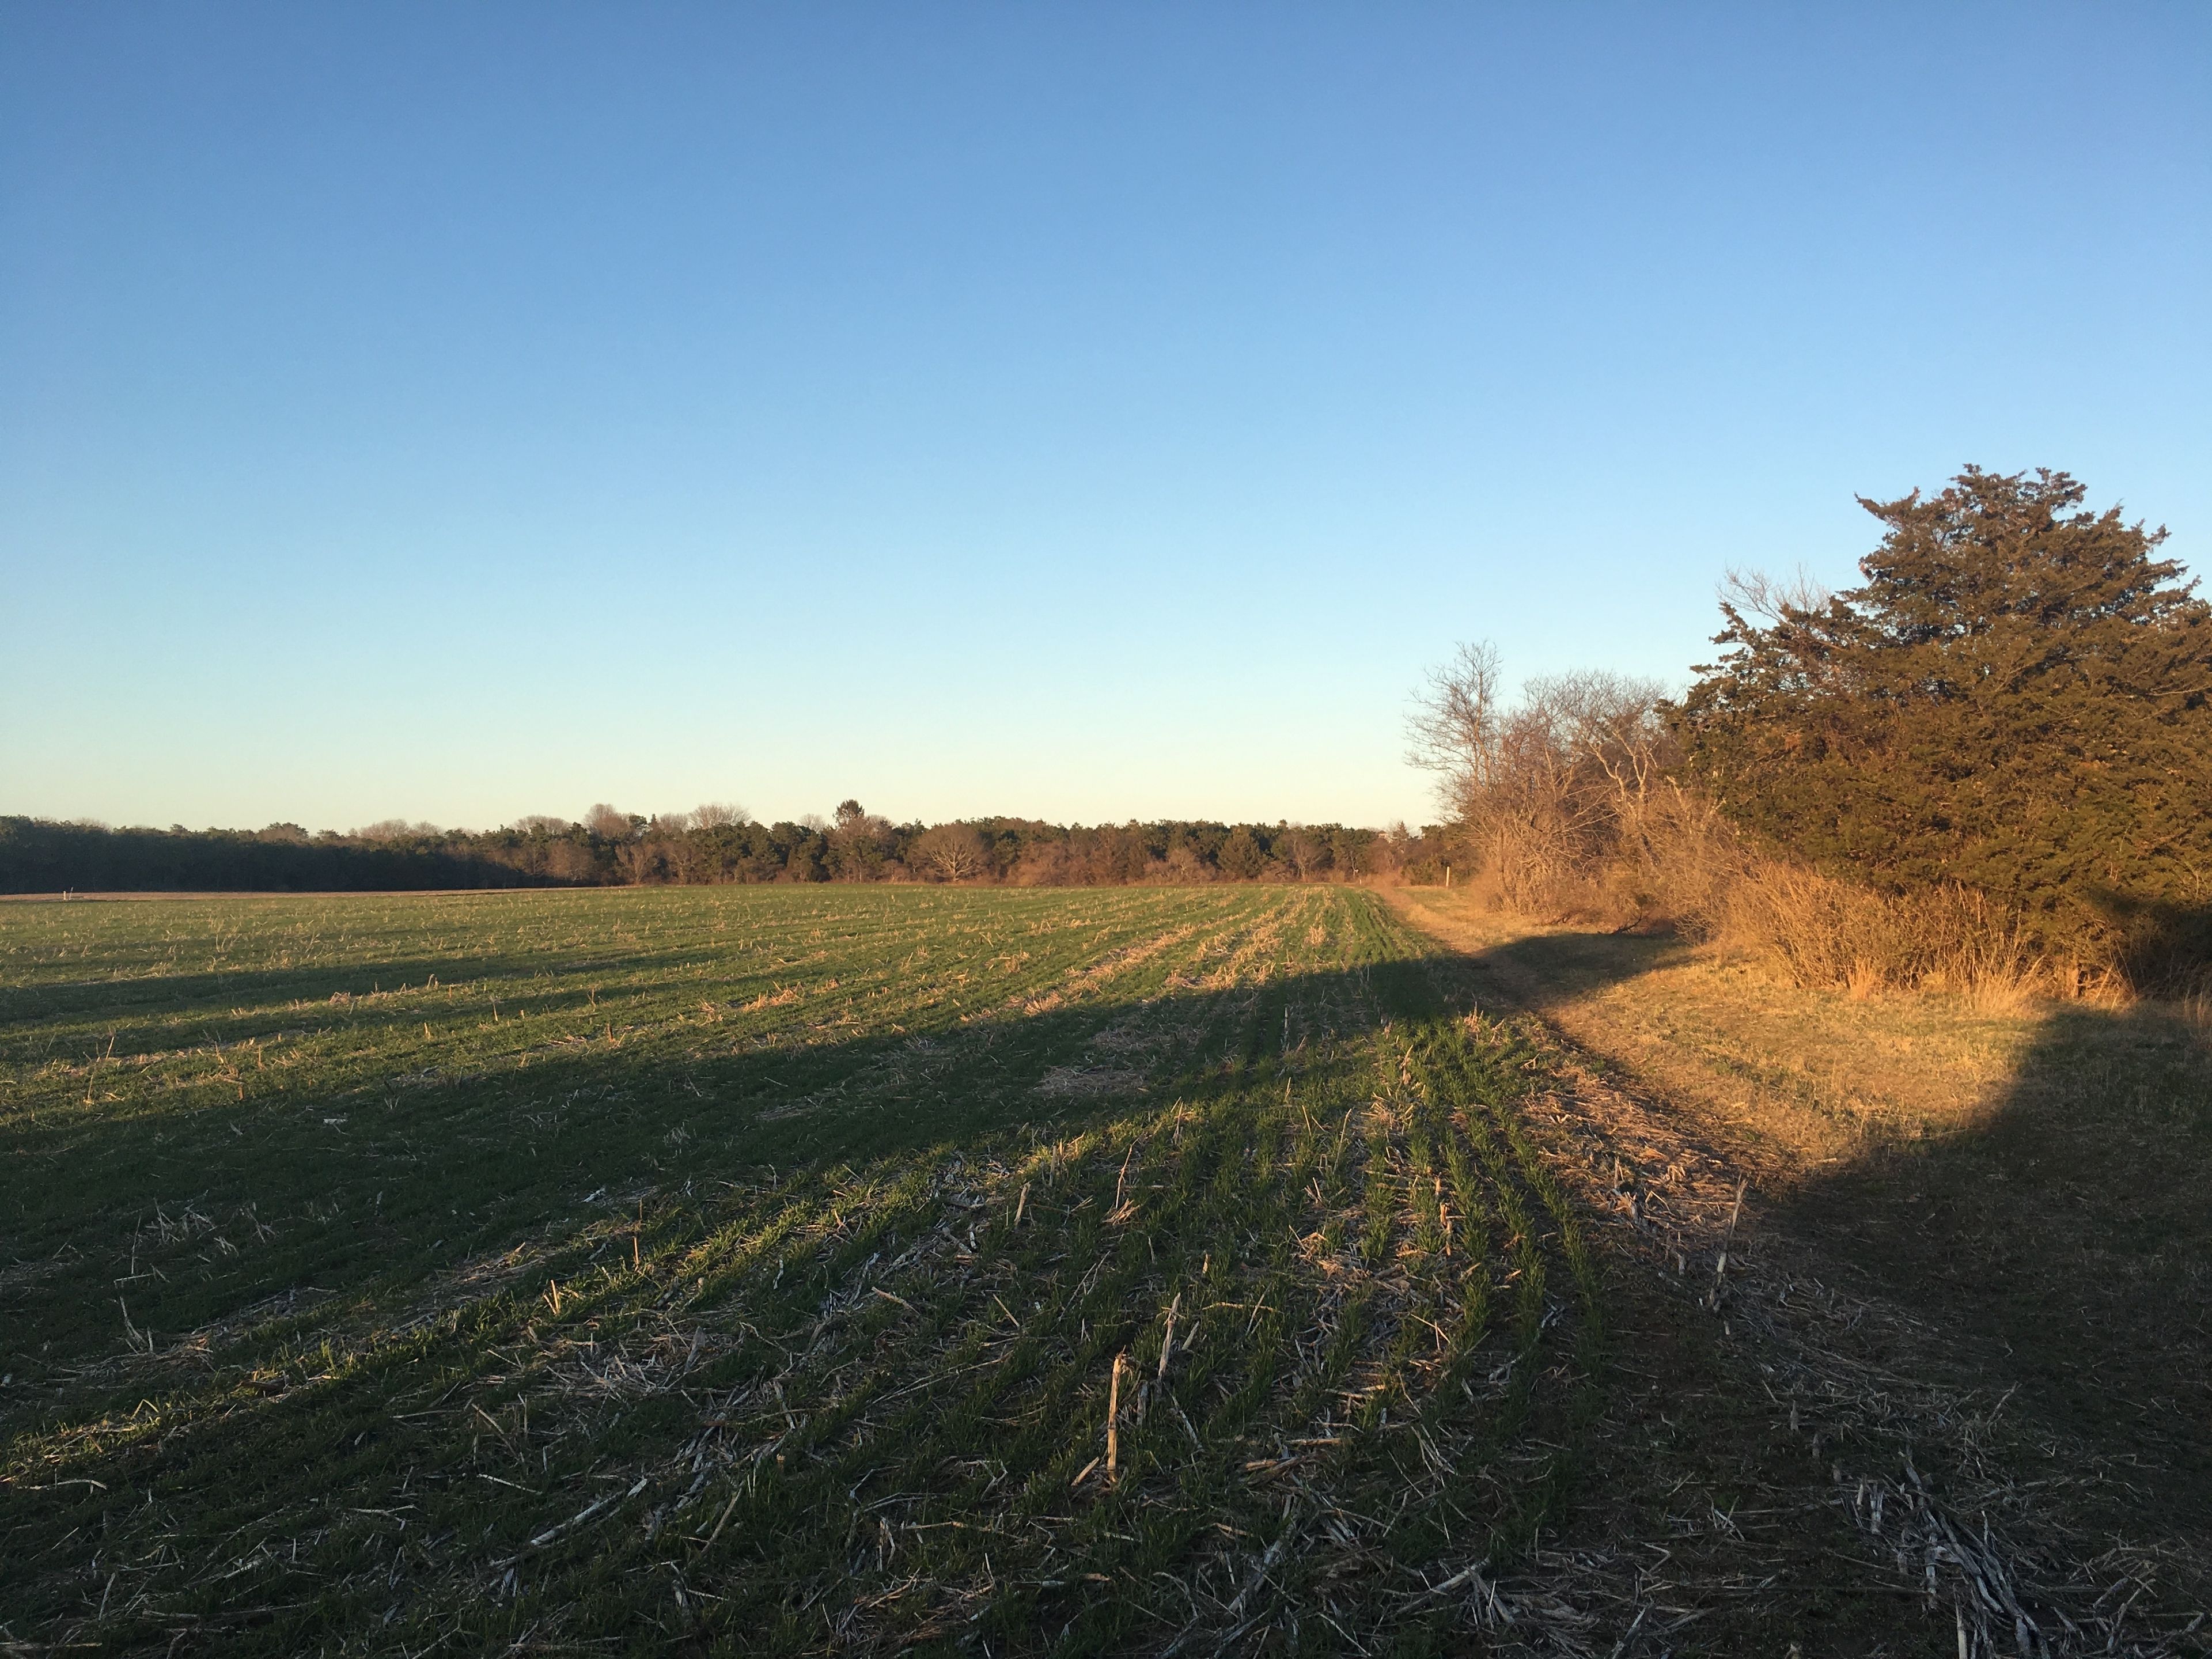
5, 5, 2207, 835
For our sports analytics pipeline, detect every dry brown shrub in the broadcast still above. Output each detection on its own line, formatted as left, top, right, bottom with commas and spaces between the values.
1412, 643, 2161, 1003
1621, 804, 2065, 1003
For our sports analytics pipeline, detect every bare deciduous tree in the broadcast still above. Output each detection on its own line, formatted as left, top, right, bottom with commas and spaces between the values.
1406, 641, 1503, 792
1717, 563, 1832, 629
914, 822, 991, 882
353, 819, 441, 842
1409, 642, 1671, 915
585, 803, 635, 840
1278, 826, 1327, 881
544, 840, 596, 882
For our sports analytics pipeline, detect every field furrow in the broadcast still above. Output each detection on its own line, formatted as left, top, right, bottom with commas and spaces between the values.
0, 887, 1605, 1656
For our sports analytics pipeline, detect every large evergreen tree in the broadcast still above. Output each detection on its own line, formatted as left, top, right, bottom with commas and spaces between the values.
1673, 467, 2212, 974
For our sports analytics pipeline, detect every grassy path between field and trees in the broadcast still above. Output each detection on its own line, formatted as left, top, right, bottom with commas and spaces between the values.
2, 887, 2203, 1656
1388, 887, 2212, 1658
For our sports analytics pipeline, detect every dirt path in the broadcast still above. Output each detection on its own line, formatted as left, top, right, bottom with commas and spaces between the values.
1387, 887, 2209, 1658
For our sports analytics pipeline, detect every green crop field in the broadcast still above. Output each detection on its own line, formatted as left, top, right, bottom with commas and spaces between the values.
0, 887, 1601, 1656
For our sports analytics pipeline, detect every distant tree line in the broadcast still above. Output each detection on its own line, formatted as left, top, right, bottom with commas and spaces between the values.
0, 800, 1437, 895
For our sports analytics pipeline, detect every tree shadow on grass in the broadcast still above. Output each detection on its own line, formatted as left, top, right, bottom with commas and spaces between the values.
1768, 997, 2212, 1543
1429, 905, 2212, 1575
0, 923, 1623, 1655
0, 951, 1415, 1402
12, 894, 2210, 1649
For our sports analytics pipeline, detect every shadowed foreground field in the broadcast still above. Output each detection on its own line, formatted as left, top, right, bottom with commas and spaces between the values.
1, 887, 1612, 1656
6, 887, 2203, 1657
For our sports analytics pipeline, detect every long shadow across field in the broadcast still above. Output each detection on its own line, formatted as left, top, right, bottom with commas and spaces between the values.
1450, 921, 2212, 1587
1, 922, 1620, 1655
0, 960, 1396, 1372
1770, 1001, 2212, 1548
11, 909, 2205, 1490
10, 905, 2210, 1649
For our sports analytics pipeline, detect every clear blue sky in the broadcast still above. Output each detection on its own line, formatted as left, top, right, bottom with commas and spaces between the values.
5, 4, 2206, 834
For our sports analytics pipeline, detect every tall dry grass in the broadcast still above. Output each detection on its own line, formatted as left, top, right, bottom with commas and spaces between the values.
1700, 863, 2051, 1008
1614, 787, 2122, 1007
1407, 646, 2147, 1006
1449, 780, 2107, 1007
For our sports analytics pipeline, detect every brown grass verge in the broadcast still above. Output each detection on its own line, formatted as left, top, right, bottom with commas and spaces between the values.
1391, 888, 2212, 1655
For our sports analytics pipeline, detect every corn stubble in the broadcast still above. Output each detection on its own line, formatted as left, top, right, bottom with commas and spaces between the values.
0, 887, 1604, 1655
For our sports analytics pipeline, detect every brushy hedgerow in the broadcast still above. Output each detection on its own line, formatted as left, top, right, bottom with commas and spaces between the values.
1674, 466, 2212, 987
1413, 468, 2212, 997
